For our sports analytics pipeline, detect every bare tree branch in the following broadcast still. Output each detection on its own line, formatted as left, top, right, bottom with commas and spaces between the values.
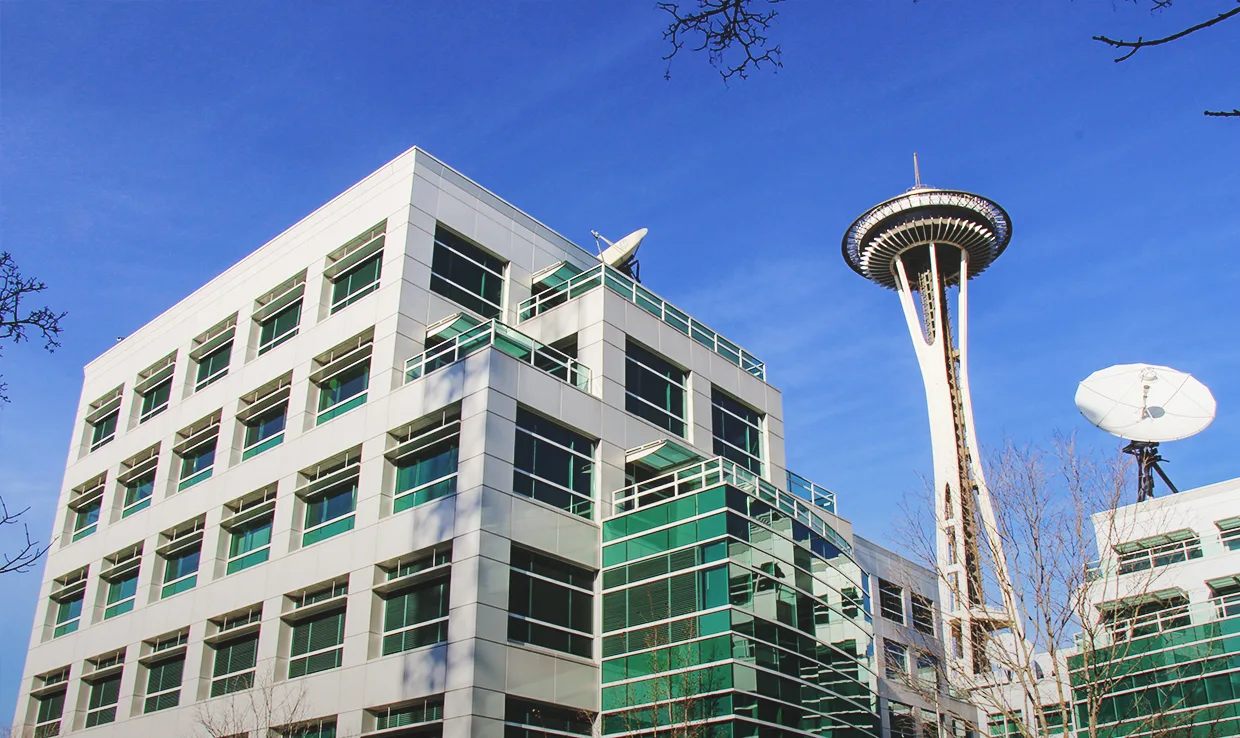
0, 251, 66, 404
0, 497, 51, 575
1093, 4, 1240, 62
658, 0, 784, 81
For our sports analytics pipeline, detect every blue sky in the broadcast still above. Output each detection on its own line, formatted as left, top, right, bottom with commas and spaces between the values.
1, 0, 1237, 720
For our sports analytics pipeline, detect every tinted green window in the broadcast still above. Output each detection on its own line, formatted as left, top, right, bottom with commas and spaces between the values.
227, 516, 272, 573
54, 594, 83, 636
140, 379, 171, 421
505, 697, 593, 737
144, 657, 184, 713
122, 473, 155, 516
513, 409, 594, 518
91, 411, 118, 450
331, 253, 382, 312
429, 226, 505, 318
382, 577, 450, 655
162, 546, 200, 597
34, 691, 64, 731
85, 674, 121, 727
258, 300, 301, 353
318, 362, 369, 413
211, 635, 257, 697
179, 442, 216, 488
376, 697, 444, 731
625, 340, 686, 437
289, 610, 345, 678
508, 548, 594, 658
73, 499, 101, 540
394, 437, 458, 513
243, 404, 286, 458
196, 344, 231, 388
104, 571, 138, 618
711, 388, 763, 474
303, 482, 356, 545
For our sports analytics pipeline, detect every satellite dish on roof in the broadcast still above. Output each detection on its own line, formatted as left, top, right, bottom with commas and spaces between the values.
1075, 363, 1216, 502
592, 228, 647, 281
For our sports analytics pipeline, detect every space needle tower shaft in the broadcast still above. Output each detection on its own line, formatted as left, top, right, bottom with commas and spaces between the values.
843, 179, 1020, 680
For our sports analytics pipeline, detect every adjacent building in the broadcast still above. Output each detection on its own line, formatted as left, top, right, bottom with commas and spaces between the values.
12, 148, 972, 738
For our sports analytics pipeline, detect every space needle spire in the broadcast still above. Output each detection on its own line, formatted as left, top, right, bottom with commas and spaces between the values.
842, 167, 1019, 680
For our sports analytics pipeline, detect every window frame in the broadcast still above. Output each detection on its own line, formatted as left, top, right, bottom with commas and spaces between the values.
83, 672, 122, 727
624, 340, 688, 437
710, 387, 764, 475
288, 607, 347, 679
302, 480, 357, 547
389, 417, 460, 514
33, 689, 66, 737
139, 377, 172, 422
380, 572, 450, 657
142, 654, 184, 713
507, 547, 595, 659
195, 342, 232, 391
90, 410, 118, 451
160, 542, 201, 599
103, 568, 139, 620
330, 252, 383, 314
226, 513, 274, 575
242, 402, 288, 460
878, 579, 905, 624
512, 408, 596, 519
258, 299, 303, 355
884, 639, 910, 682
429, 225, 506, 319
52, 592, 84, 638
210, 633, 258, 697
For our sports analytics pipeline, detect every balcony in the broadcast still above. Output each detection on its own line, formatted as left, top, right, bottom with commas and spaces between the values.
1082, 591, 1240, 650
404, 319, 590, 392
612, 456, 851, 555
517, 263, 766, 381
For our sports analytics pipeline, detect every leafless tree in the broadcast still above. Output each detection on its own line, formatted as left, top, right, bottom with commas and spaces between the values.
897, 434, 1219, 737
658, 0, 1238, 116
193, 668, 310, 738
0, 251, 65, 576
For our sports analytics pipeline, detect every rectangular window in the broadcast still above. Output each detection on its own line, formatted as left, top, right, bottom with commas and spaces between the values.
711, 387, 763, 475
504, 697, 594, 737
317, 360, 369, 424
162, 544, 200, 598
370, 696, 445, 733
1115, 530, 1204, 574
90, 410, 118, 451
625, 340, 687, 437
889, 701, 917, 738
507, 547, 594, 659
242, 403, 287, 460
259, 300, 302, 354
879, 579, 905, 624
883, 639, 909, 681
911, 593, 935, 635
227, 514, 273, 574
121, 472, 155, 518
289, 609, 346, 678
195, 343, 232, 390
104, 569, 139, 619
139, 378, 172, 422
331, 253, 382, 313
174, 414, 220, 491
33, 690, 65, 738
303, 480, 357, 546
84, 673, 121, 727
391, 416, 460, 514
988, 713, 1021, 737
430, 225, 505, 318
211, 634, 258, 697
72, 497, 102, 542
143, 656, 184, 713
382, 576, 450, 656
916, 651, 939, 691
52, 592, 84, 637
513, 409, 595, 519
1220, 518, 1240, 552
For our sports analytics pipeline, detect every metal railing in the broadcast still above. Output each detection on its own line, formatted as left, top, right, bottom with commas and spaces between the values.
404, 320, 590, 392
612, 456, 852, 555
517, 263, 766, 381
787, 470, 837, 515
1083, 593, 1240, 648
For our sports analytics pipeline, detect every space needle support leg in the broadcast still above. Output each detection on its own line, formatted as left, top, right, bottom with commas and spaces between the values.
955, 249, 1025, 648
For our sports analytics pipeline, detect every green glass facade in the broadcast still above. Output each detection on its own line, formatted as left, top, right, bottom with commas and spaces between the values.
601, 482, 880, 737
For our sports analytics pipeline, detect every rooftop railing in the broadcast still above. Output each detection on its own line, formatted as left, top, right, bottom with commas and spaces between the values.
787, 470, 837, 515
1079, 592, 1240, 650
404, 320, 590, 392
517, 263, 766, 381
612, 456, 851, 555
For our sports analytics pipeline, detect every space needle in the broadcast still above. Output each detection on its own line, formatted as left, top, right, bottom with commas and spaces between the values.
842, 162, 1019, 679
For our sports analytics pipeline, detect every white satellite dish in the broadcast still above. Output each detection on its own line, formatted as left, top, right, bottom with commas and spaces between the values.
1075, 363, 1216, 502
593, 228, 647, 277
1075, 363, 1216, 442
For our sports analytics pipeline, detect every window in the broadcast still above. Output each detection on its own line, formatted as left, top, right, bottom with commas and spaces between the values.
889, 701, 917, 738
1218, 517, 1240, 552
143, 655, 184, 713
988, 712, 1021, 737
260, 301, 302, 354
389, 412, 460, 514
508, 547, 594, 658
211, 634, 258, 697
312, 331, 372, 425
84, 673, 121, 727
121, 472, 155, 518
916, 651, 939, 691
879, 579, 905, 624
51, 576, 85, 637
33, 690, 65, 738
883, 639, 909, 681
331, 253, 382, 313
104, 568, 138, 619
504, 697, 594, 737
224, 488, 276, 575
191, 315, 236, 391
161, 536, 201, 599
369, 696, 444, 735
513, 409, 595, 519
912, 593, 935, 635
625, 340, 687, 437
1115, 529, 1204, 574
289, 608, 346, 678
85, 386, 123, 452
1040, 704, 1070, 735
381, 574, 449, 656
69, 475, 106, 542
117, 444, 159, 517
135, 352, 176, 423
430, 224, 505, 318
711, 387, 763, 474
243, 404, 287, 460
174, 413, 219, 491
299, 450, 360, 547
